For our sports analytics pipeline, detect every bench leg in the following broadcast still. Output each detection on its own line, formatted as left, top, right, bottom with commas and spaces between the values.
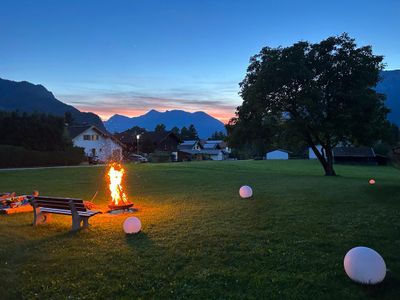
33, 208, 51, 226
82, 217, 90, 229
71, 213, 82, 231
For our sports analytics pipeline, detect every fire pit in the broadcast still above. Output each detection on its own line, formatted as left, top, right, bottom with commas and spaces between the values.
107, 163, 135, 213
108, 202, 133, 211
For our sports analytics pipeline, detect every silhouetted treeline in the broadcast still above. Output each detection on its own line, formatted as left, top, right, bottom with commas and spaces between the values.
0, 111, 72, 151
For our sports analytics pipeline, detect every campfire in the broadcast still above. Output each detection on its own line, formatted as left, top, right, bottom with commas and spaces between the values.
107, 163, 133, 211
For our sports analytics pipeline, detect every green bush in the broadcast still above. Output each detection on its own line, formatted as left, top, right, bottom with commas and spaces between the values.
0, 145, 85, 168
148, 151, 172, 163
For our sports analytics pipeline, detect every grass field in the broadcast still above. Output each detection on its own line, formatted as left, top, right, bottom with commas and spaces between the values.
0, 160, 399, 299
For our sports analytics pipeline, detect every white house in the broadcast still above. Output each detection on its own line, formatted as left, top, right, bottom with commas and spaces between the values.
266, 149, 289, 160
68, 125, 124, 162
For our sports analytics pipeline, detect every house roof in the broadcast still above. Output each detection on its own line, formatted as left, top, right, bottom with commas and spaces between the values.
67, 125, 92, 139
178, 140, 202, 151
267, 149, 291, 154
201, 140, 227, 150
180, 140, 198, 145
114, 132, 136, 144
203, 143, 218, 149
178, 144, 196, 150
115, 130, 180, 146
333, 147, 375, 157
141, 131, 180, 144
178, 149, 226, 155
68, 125, 126, 148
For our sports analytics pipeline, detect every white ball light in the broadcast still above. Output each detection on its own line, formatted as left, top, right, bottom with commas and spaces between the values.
123, 217, 142, 234
344, 246, 386, 284
239, 185, 253, 198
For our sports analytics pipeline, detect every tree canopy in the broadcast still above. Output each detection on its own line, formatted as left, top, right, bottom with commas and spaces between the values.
209, 131, 226, 140
229, 33, 390, 175
154, 124, 166, 132
0, 111, 72, 151
180, 124, 198, 140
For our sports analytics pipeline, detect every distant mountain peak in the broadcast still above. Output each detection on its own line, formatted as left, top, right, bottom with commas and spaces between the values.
0, 78, 106, 131
105, 109, 226, 138
377, 70, 400, 125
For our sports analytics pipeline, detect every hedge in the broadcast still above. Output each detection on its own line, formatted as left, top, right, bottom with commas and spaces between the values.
148, 151, 173, 163
0, 145, 85, 168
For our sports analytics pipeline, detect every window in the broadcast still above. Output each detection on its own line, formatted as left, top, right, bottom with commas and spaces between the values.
83, 134, 99, 141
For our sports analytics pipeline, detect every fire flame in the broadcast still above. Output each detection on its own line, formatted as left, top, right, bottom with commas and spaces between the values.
108, 163, 128, 206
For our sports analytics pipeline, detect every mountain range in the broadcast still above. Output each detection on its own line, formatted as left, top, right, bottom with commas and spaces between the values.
0, 70, 399, 137
0, 78, 106, 131
104, 110, 226, 138
376, 70, 400, 124
105, 70, 400, 136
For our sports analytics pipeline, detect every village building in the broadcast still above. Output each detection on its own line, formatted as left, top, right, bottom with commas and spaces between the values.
178, 140, 230, 161
115, 130, 180, 161
177, 140, 204, 161
332, 147, 376, 164
68, 125, 124, 162
266, 149, 290, 160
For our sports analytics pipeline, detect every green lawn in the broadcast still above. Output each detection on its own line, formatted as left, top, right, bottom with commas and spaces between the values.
0, 160, 399, 299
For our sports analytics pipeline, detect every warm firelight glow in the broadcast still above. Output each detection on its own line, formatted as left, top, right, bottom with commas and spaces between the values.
108, 163, 128, 206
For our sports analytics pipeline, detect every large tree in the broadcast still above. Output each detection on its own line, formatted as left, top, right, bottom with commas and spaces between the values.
231, 33, 389, 175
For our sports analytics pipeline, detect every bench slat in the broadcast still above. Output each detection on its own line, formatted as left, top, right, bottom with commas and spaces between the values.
35, 196, 83, 202
35, 202, 87, 212
33, 196, 87, 212
34, 198, 84, 204
34, 199, 86, 207
40, 208, 100, 217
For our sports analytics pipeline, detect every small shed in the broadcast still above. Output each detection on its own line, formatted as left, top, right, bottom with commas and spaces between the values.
332, 147, 376, 164
266, 149, 289, 160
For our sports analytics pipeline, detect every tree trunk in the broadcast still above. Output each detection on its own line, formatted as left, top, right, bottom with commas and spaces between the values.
309, 142, 336, 176
324, 146, 336, 176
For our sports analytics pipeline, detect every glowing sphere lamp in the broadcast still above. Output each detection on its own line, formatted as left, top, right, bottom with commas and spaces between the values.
239, 185, 253, 198
123, 217, 142, 234
344, 246, 386, 284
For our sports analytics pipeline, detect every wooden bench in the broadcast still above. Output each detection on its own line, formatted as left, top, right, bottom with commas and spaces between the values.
30, 196, 101, 231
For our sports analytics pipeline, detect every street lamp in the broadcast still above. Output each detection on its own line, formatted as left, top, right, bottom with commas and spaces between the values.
136, 134, 140, 154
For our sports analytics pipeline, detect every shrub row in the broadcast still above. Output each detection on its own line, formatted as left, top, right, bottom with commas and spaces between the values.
148, 151, 173, 163
0, 145, 85, 168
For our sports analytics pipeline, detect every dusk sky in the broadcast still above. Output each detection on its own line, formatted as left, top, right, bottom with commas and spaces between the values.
1, 0, 399, 123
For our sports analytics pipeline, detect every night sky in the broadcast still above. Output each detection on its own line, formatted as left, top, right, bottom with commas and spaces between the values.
1, 0, 399, 122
